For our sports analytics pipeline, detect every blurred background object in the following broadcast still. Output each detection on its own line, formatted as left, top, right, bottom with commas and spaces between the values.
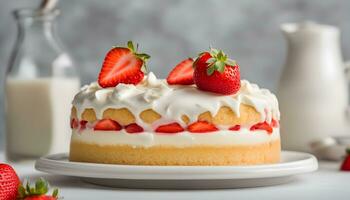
5, 0, 80, 161
278, 22, 350, 152
1, 0, 350, 150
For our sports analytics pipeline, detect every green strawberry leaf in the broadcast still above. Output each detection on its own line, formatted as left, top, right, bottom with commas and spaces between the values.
35, 178, 48, 195
135, 53, 150, 73
210, 48, 219, 57
18, 185, 27, 198
18, 178, 59, 199
127, 41, 135, 52
216, 51, 223, 60
140, 65, 147, 73
136, 53, 151, 60
202, 46, 237, 76
26, 181, 31, 194
52, 188, 59, 198
215, 61, 225, 73
207, 65, 216, 75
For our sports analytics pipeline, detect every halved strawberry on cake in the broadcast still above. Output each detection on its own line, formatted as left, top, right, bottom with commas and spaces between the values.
69, 41, 281, 166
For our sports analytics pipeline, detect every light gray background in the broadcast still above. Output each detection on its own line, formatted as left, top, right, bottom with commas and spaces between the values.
1, 0, 350, 148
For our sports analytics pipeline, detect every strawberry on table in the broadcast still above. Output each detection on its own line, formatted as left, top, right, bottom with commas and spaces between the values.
193, 48, 240, 95
98, 41, 150, 88
187, 121, 218, 133
340, 148, 350, 171
94, 119, 122, 131
0, 163, 19, 200
166, 58, 194, 85
17, 178, 59, 200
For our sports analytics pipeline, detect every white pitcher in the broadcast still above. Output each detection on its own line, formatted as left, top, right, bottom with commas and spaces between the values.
278, 22, 350, 152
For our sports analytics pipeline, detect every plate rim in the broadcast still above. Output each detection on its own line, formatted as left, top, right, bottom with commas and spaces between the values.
35, 151, 318, 180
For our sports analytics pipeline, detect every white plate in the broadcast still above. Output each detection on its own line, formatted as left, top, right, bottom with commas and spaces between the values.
35, 151, 318, 189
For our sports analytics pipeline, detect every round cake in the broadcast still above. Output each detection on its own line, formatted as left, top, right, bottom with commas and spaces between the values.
69, 42, 281, 166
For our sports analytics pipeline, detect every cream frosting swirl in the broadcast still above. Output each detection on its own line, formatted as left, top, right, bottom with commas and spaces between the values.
72, 72, 280, 128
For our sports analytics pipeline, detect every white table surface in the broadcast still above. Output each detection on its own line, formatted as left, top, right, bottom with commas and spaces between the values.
1, 152, 349, 200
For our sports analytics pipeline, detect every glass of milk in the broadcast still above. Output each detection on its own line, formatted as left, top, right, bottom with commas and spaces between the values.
5, 8, 80, 161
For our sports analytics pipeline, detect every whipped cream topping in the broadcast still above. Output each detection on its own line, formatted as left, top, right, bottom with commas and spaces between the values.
71, 128, 280, 147
72, 72, 280, 129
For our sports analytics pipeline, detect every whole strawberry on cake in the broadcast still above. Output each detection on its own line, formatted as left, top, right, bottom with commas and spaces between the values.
69, 41, 281, 166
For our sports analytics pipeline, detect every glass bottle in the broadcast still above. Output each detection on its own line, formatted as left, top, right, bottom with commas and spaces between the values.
5, 8, 80, 161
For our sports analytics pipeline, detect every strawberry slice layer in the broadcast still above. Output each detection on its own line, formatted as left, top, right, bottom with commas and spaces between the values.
188, 121, 218, 133
79, 120, 88, 130
229, 125, 241, 131
271, 119, 279, 128
166, 58, 194, 85
94, 119, 122, 131
70, 118, 79, 129
250, 122, 273, 134
155, 123, 184, 133
98, 41, 150, 88
125, 123, 144, 133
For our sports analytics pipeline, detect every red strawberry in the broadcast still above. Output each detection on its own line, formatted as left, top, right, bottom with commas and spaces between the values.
94, 119, 122, 131
79, 120, 88, 130
250, 122, 273, 134
166, 58, 194, 85
187, 121, 218, 133
98, 41, 150, 88
125, 123, 144, 133
193, 48, 240, 95
271, 119, 279, 128
229, 125, 241, 131
70, 118, 79, 129
155, 123, 184, 133
17, 178, 59, 200
0, 163, 19, 200
24, 195, 57, 200
340, 148, 350, 171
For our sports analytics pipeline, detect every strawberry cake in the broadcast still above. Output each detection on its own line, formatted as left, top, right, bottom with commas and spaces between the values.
69, 41, 281, 166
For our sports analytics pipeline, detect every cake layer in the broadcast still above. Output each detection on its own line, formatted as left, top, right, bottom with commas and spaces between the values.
69, 140, 280, 166
71, 104, 263, 128
71, 128, 280, 147
71, 73, 280, 129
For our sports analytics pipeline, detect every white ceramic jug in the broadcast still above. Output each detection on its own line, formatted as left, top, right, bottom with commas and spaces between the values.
278, 22, 350, 152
